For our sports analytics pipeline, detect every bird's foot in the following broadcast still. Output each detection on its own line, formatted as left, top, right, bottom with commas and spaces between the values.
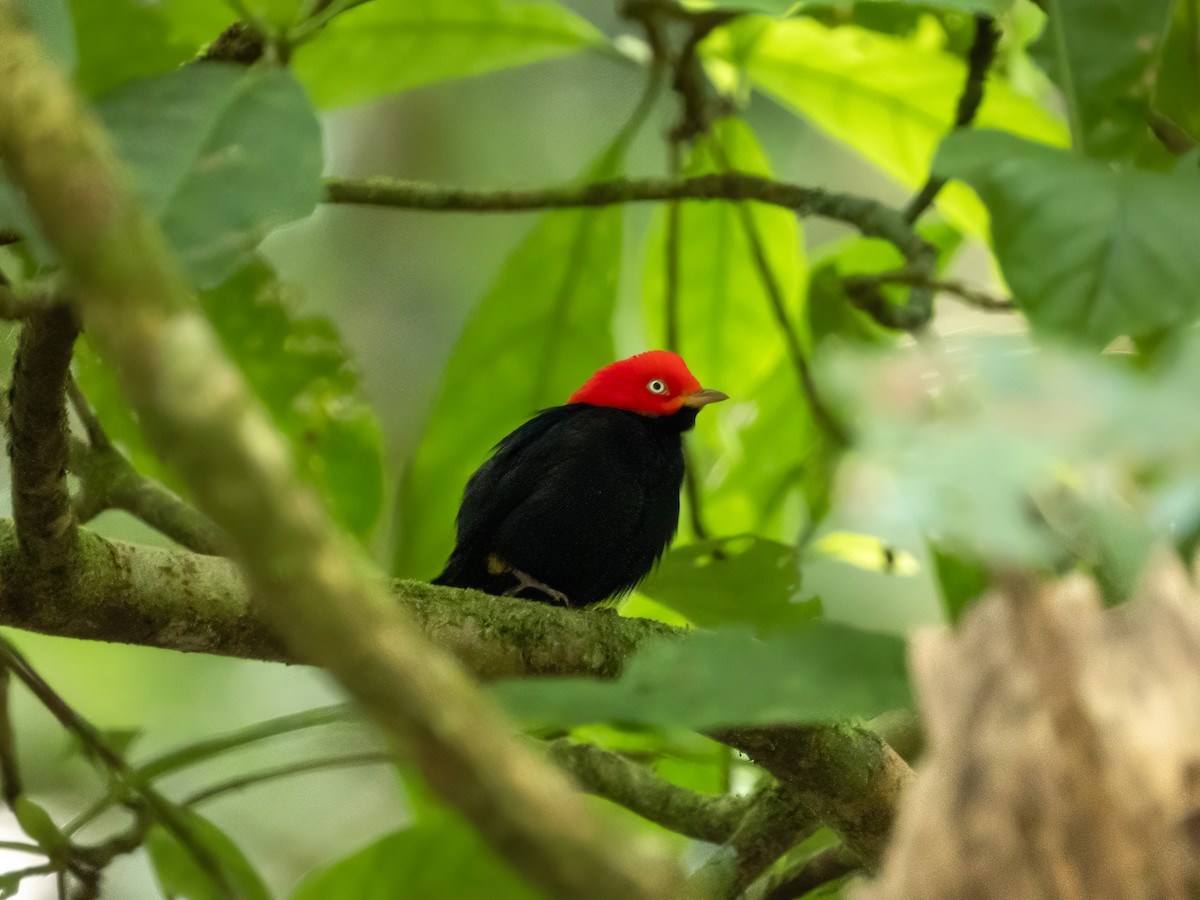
503, 568, 571, 607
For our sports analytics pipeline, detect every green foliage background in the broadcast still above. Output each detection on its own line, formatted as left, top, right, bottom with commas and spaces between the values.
1, 0, 1198, 896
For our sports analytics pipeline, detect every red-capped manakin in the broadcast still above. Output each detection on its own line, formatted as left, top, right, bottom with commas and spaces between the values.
433, 351, 727, 607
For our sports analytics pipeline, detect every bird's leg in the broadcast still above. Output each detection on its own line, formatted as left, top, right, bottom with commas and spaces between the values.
503, 567, 572, 607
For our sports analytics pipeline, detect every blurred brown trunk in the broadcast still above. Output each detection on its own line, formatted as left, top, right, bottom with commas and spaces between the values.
864, 554, 1200, 900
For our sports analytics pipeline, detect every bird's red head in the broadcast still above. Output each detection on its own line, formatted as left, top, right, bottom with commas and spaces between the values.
568, 351, 728, 417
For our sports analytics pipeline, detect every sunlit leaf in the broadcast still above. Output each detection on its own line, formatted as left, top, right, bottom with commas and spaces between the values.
393, 148, 624, 578
242, 0, 304, 28
643, 119, 814, 539
97, 63, 323, 288
291, 819, 538, 900
146, 814, 269, 900
292, 0, 605, 109
494, 622, 911, 730
640, 536, 819, 630
1030, 0, 1173, 160
709, 16, 1068, 234
935, 130, 1200, 346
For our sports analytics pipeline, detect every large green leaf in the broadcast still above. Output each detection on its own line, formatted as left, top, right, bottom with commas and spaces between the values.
493, 622, 911, 730
1030, 0, 1173, 160
76, 260, 384, 541
97, 63, 323, 288
292, 0, 604, 109
1154, 0, 1200, 144
70, 0, 201, 97
797, 0, 1010, 11
291, 819, 538, 900
393, 149, 625, 578
643, 119, 814, 539
935, 130, 1200, 346
711, 17, 1068, 234
639, 536, 819, 630
146, 814, 270, 900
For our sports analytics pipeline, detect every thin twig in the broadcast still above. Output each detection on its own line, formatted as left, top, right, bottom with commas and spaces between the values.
545, 738, 752, 844
905, 14, 1000, 223
65, 374, 109, 450
846, 268, 1015, 313
0, 638, 236, 897
185, 751, 392, 806
760, 844, 859, 900
0, 666, 21, 805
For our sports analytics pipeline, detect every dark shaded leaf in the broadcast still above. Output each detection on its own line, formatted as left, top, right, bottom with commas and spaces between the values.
936, 130, 1200, 346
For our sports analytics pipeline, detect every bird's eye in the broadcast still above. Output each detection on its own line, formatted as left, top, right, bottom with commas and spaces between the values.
646, 379, 669, 395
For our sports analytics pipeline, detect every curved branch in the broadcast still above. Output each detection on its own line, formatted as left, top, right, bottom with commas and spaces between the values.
7, 305, 78, 571
0, 13, 689, 900
324, 174, 936, 330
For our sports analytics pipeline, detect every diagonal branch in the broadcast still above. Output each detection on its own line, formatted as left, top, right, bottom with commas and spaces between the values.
7, 305, 78, 571
0, 11, 691, 900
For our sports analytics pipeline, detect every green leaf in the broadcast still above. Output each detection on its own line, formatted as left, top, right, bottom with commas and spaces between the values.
644, 118, 803, 409
291, 819, 539, 900
243, 0, 305, 28
1030, 0, 1173, 160
929, 544, 988, 623
292, 0, 604, 109
70, 0, 201, 97
640, 536, 819, 631
146, 814, 269, 900
76, 261, 384, 541
712, 16, 1068, 234
97, 64, 323, 288
935, 130, 1200, 346
796, 0, 1010, 11
201, 261, 385, 540
16, 0, 76, 71
643, 119, 816, 539
393, 148, 624, 578
493, 623, 911, 730
14, 797, 64, 854
1154, 0, 1200, 144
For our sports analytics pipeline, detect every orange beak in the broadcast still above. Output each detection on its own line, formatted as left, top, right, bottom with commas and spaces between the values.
680, 388, 729, 409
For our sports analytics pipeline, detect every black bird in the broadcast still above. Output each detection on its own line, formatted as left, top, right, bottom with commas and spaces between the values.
433, 351, 727, 607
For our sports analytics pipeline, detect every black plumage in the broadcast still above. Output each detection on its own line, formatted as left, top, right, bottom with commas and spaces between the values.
433, 403, 700, 607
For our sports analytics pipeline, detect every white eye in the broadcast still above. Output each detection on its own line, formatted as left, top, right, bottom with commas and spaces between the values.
646, 378, 669, 395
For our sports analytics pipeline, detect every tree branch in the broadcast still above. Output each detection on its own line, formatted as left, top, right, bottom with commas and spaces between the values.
904, 15, 1000, 223
544, 737, 751, 844
7, 305, 78, 571
0, 13, 690, 899
324, 174, 937, 331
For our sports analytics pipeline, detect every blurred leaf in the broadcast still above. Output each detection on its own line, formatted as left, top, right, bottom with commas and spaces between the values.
1154, 0, 1200, 142
202, 261, 385, 539
158, 0, 238, 47
77, 261, 384, 540
796, 0, 1009, 10
13, 797, 63, 854
292, 0, 604, 109
1029, 0, 1172, 160
640, 536, 818, 630
291, 818, 539, 900
936, 130, 1200, 346
710, 16, 1067, 234
493, 623, 911, 730
393, 149, 624, 578
15, 0, 76, 71
146, 814, 269, 900
929, 544, 988, 623
243, 0, 304, 28
70, 0, 199, 97
810, 531, 918, 575
97, 64, 322, 288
